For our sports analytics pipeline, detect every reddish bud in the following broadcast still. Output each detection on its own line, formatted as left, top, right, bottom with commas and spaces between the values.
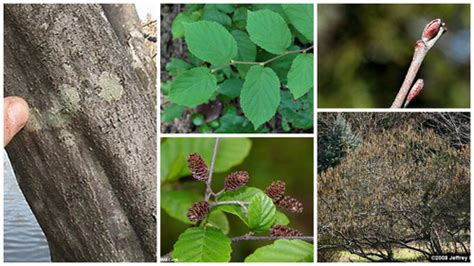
422, 19, 442, 42
404, 79, 424, 107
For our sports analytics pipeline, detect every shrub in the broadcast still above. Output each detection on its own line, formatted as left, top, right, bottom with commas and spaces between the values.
318, 124, 470, 261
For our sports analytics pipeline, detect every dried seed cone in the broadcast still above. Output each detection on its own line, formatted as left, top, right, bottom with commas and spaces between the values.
277, 195, 303, 213
224, 171, 249, 191
265, 180, 286, 202
188, 153, 209, 182
271, 225, 303, 237
187, 200, 209, 222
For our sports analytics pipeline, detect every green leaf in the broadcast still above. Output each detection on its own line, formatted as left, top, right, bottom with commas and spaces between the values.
173, 227, 232, 262
217, 187, 264, 224
266, 46, 300, 81
162, 104, 185, 123
215, 110, 258, 133
169, 67, 217, 107
282, 4, 314, 42
246, 10, 291, 55
202, 9, 232, 27
231, 30, 256, 78
252, 4, 289, 22
244, 239, 314, 262
217, 78, 243, 99
247, 193, 276, 233
232, 7, 248, 29
287, 53, 314, 99
240, 65, 281, 129
184, 21, 237, 66
161, 138, 252, 181
279, 89, 313, 130
161, 81, 172, 95
161, 190, 201, 224
171, 12, 200, 40
275, 211, 290, 226
207, 210, 230, 234
165, 58, 192, 76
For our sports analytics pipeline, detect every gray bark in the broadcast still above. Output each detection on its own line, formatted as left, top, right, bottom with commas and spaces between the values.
4, 4, 156, 262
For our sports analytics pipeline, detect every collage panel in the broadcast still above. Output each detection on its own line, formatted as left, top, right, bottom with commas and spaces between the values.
160, 137, 314, 262
160, 3, 314, 133
4, 3, 157, 262
317, 112, 470, 262
318, 4, 470, 108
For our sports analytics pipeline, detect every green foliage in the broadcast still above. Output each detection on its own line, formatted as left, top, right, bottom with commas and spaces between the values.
172, 227, 232, 262
207, 210, 230, 234
246, 10, 291, 55
279, 90, 313, 131
282, 4, 314, 41
162, 139, 312, 261
287, 53, 314, 99
245, 239, 314, 262
240, 65, 281, 129
317, 115, 361, 172
247, 193, 276, 233
184, 21, 237, 66
161, 104, 184, 123
161, 190, 201, 224
161, 138, 251, 181
168, 67, 217, 107
163, 4, 314, 133
217, 187, 263, 224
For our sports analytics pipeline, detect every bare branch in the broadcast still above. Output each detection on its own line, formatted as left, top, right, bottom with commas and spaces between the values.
232, 235, 314, 242
204, 138, 219, 201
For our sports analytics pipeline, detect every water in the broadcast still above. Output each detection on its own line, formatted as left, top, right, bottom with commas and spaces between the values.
4, 152, 50, 262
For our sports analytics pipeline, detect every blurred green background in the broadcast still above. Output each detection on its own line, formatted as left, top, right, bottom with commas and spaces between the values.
318, 4, 470, 108
160, 138, 313, 261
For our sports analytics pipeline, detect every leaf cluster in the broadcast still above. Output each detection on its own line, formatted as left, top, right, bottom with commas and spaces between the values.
161, 4, 314, 133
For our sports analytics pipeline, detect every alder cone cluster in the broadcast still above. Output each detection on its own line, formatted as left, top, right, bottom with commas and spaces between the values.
265, 180, 286, 202
187, 200, 209, 222
187, 153, 209, 181
271, 225, 303, 237
265, 180, 303, 213
224, 171, 249, 191
277, 195, 304, 213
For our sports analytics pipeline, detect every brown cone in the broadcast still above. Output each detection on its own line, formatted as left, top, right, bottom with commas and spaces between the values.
277, 195, 303, 213
270, 225, 303, 237
224, 171, 249, 191
187, 201, 209, 222
187, 153, 209, 182
265, 180, 286, 202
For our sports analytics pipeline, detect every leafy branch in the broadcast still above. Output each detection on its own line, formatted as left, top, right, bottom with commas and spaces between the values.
167, 137, 312, 262
391, 18, 447, 108
211, 45, 314, 73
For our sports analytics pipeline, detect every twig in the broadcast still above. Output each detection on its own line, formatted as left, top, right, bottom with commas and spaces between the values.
390, 19, 447, 108
204, 138, 219, 201
210, 200, 249, 217
211, 45, 314, 73
232, 235, 314, 242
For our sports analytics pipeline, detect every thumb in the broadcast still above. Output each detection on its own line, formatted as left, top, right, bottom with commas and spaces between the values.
4, 96, 29, 147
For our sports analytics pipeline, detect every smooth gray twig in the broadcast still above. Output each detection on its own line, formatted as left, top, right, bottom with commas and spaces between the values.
232, 235, 314, 242
204, 138, 219, 201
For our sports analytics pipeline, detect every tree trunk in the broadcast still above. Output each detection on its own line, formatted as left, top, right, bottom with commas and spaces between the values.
4, 4, 156, 262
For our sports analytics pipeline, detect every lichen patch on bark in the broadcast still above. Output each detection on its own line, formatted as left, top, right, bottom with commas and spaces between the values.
58, 129, 76, 147
59, 84, 81, 112
96, 72, 123, 102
